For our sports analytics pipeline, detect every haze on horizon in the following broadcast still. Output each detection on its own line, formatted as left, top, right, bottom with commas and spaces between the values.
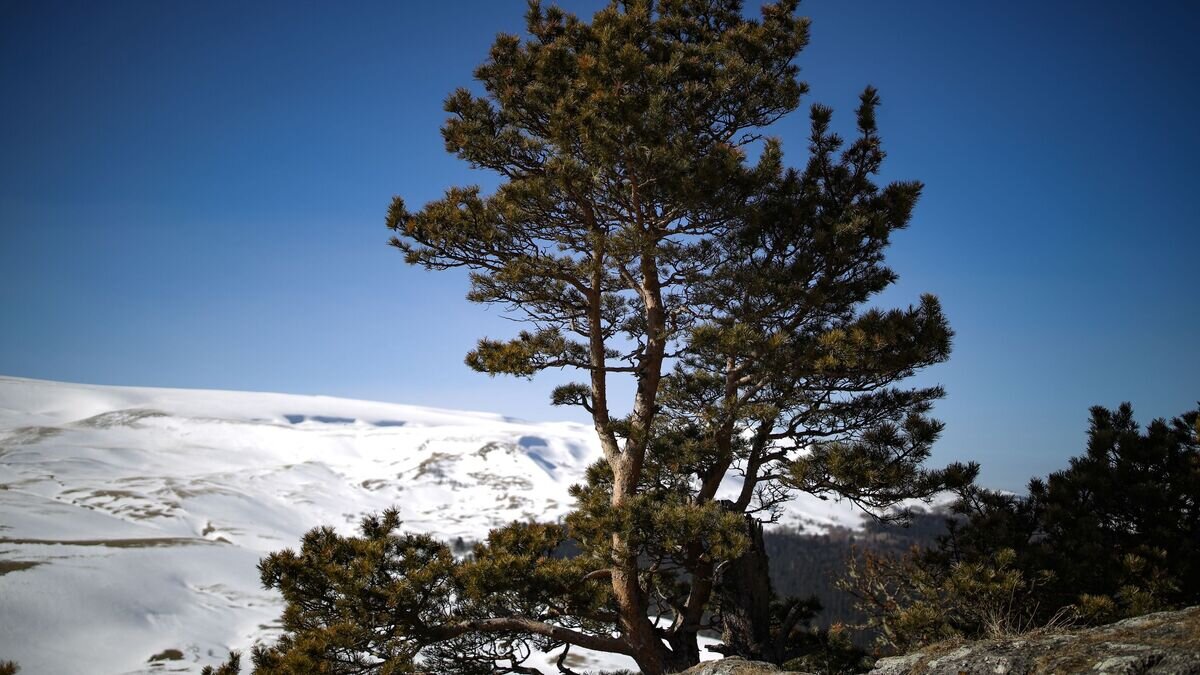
1, 0, 1197, 491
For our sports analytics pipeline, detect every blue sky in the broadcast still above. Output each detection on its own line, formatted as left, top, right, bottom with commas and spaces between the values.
1, 1, 1196, 491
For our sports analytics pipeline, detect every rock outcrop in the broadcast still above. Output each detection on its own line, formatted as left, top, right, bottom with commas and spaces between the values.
869, 606, 1200, 674
682, 607, 1200, 674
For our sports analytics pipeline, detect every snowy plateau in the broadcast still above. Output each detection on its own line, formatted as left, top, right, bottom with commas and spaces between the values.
0, 376, 864, 674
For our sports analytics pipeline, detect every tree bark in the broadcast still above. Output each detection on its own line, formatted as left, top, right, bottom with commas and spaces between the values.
716, 514, 776, 662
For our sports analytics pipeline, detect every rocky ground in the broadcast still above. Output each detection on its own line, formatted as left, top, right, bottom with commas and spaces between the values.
685, 606, 1200, 674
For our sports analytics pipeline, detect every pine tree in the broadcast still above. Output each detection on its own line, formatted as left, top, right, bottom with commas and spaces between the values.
1027, 403, 1200, 617
237, 2, 973, 672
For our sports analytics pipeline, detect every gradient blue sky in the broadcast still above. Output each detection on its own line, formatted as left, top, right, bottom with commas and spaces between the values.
2, 1, 1196, 490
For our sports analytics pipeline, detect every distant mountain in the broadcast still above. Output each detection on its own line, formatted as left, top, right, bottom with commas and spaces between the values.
0, 376, 867, 674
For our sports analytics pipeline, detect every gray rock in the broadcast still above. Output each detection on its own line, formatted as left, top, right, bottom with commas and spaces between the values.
867, 606, 1200, 674
680, 656, 810, 674
871, 653, 923, 675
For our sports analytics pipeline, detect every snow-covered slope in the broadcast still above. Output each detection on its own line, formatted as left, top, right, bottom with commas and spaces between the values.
0, 376, 862, 674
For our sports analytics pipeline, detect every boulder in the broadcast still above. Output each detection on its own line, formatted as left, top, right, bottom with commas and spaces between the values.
681, 656, 809, 674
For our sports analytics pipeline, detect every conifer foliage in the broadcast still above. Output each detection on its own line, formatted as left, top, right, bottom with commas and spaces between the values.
842, 403, 1200, 652
233, 2, 973, 672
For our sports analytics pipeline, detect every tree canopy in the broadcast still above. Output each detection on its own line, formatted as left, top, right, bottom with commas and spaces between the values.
234, 1, 974, 672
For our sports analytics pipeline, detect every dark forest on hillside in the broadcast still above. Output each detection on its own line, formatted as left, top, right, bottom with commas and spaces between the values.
765, 509, 951, 631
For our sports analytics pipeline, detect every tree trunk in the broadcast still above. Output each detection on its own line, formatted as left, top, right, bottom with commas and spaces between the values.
613, 563, 670, 673
716, 515, 777, 662
611, 455, 671, 674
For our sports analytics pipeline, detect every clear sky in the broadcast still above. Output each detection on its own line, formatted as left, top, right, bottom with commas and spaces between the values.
1, 1, 1196, 491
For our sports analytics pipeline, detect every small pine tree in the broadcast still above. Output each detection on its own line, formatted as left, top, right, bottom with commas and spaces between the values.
842, 403, 1200, 652
200, 653, 239, 675
1028, 403, 1200, 614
